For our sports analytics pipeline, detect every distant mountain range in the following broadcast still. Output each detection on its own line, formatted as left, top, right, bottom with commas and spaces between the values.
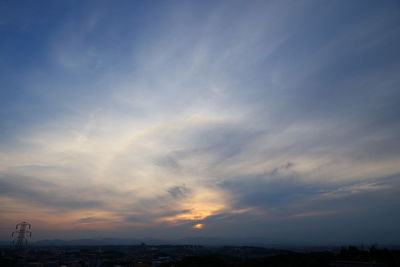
0, 237, 278, 247
2, 238, 399, 251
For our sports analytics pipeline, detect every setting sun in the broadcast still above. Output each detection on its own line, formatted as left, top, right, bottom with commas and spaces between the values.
192, 224, 204, 229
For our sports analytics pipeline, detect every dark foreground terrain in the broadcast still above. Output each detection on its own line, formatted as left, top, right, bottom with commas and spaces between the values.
1, 244, 399, 266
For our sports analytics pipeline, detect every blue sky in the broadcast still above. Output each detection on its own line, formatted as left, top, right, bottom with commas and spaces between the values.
1, 0, 400, 245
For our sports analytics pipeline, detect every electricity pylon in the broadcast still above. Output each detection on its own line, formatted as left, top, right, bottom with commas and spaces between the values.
11, 221, 32, 248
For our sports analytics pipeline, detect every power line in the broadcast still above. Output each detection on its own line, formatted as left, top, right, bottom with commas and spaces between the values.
11, 221, 32, 248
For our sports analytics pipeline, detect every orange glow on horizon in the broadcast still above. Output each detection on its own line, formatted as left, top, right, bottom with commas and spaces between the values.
160, 202, 227, 224
192, 223, 204, 229
159, 187, 230, 225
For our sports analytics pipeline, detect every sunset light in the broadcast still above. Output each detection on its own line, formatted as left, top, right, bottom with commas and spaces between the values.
1, 0, 399, 246
192, 224, 204, 230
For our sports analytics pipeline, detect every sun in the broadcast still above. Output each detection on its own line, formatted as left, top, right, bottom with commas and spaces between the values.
192, 223, 204, 229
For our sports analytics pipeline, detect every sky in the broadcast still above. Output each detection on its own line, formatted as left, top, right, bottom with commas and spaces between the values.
1, 0, 400, 245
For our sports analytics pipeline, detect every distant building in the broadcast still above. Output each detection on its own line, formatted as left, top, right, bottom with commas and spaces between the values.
330, 260, 387, 267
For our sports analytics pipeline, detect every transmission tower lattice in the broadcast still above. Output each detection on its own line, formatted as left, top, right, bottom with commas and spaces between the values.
11, 221, 32, 248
